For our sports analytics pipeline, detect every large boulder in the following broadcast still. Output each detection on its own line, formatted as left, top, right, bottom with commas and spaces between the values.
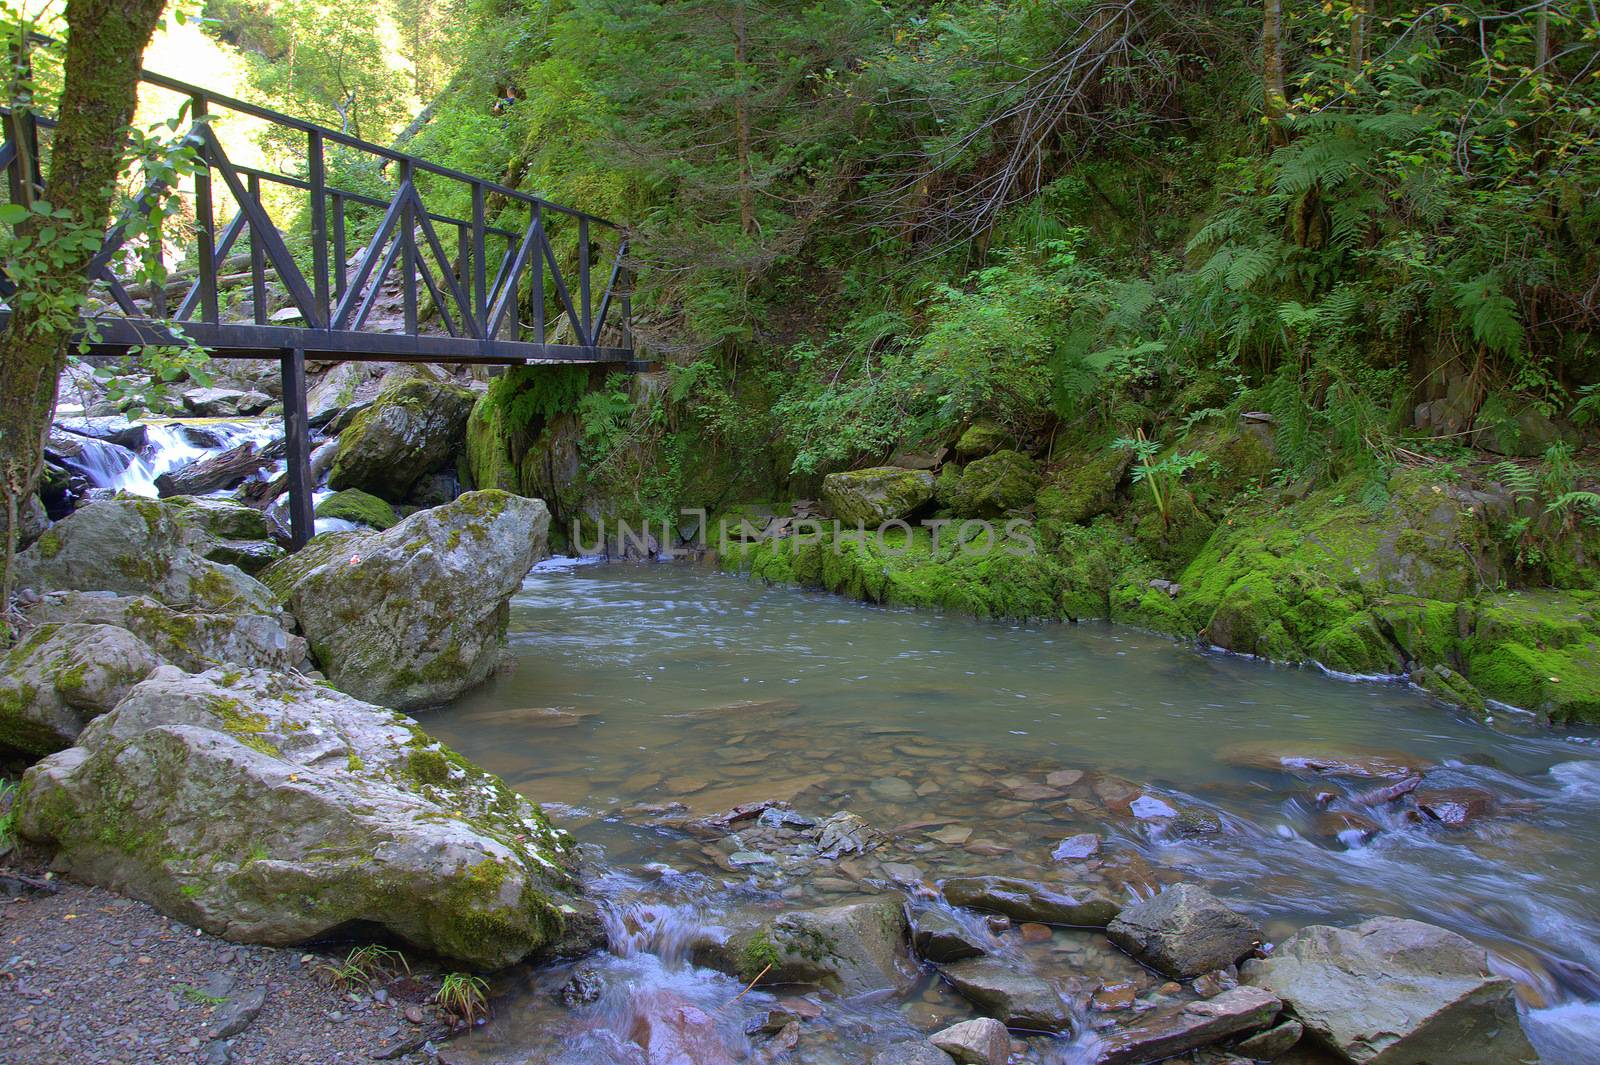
943, 450, 1041, 519
17, 667, 589, 969
13, 498, 278, 616
821, 467, 936, 527
25, 591, 306, 674
0, 623, 163, 756
263, 491, 547, 709
166, 496, 273, 541
314, 488, 399, 531
328, 378, 476, 501
1105, 884, 1263, 978
1241, 917, 1539, 1065
181, 386, 272, 417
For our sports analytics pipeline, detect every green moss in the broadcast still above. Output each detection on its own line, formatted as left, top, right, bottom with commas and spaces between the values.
34, 528, 63, 560
738, 930, 781, 981
944, 450, 1042, 518
1036, 448, 1130, 526
406, 748, 454, 787
315, 489, 399, 531
206, 695, 281, 757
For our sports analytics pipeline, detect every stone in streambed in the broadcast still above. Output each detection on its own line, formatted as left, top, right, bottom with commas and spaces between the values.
942, 874, 1121, 927
1235, 1018, 1304, 1059
17, 666, 588, 969
262, 491, 547, 710
938, 955, 1074, 1032
0, 622, 163, 756
1106, 884, 1262, 978
909, 904, 990, 962
314, 488, 399, 531
711, 897, 912, 996
1242, 917, 1539, 1065
1091, 985, 1282, 1065
871, 1042, 951, 1065
1053, 833, 1100, 860
930, 1017, 1011, 1065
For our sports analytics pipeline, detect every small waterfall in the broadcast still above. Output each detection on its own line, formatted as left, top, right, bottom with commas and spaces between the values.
55, 419, 285, 498
52, 436, 139, 488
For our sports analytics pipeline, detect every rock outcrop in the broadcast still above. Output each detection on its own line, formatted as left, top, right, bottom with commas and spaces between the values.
1242, 917, 1539, 1065
263, 491, 547, 709
17, 667, 590, 969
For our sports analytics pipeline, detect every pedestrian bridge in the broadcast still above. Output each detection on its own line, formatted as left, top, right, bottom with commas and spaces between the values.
1, 53, 639, 548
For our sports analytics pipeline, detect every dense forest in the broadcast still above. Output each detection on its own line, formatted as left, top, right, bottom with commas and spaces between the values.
178, 0, 1600, 514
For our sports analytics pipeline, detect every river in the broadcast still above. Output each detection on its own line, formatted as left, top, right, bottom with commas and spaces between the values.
422, 559, 1600, 1064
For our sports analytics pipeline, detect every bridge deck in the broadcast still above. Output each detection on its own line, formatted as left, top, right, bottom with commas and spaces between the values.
3, 42, 641, 549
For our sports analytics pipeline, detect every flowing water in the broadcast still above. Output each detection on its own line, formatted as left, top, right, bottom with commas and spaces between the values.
53, 420, 281, 497
430, 562, 1600, 1063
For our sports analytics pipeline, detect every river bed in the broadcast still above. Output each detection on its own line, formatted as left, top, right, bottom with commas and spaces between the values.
426, 560, 1599, 1063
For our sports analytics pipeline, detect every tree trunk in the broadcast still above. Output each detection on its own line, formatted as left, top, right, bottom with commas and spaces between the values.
1262, 0, 1288, 139
0, 0, 167, 606
1348, 0, 1368, 80
733, 0, 755, 238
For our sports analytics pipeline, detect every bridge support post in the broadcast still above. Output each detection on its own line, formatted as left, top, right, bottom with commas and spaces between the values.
279, 347, 314, 551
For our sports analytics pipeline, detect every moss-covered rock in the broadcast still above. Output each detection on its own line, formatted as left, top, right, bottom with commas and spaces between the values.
1463, 590, 1600, 723
17, 667, 591, 968
315, 489, 400, 531
0, 623, 163, 757
25, 591, 308, 675
706, 898, 911, 995
955, 420, 1010, 457
328, 378, 477, 501
262, 491, 548, 710
165, 496, 272, 542
821, 467, 935, 526
1036, 449, 1132, 526
944, 450, 1042, 519
12, 497, 278, 616
464, 390, 520, 494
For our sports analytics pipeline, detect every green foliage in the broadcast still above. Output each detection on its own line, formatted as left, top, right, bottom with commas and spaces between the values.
482, 366, 591, 434
317, 943, 410, 991
1113, 430, 1207, 528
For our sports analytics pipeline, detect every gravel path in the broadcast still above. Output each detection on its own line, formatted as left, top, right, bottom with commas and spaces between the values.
0, 867, 458, 1065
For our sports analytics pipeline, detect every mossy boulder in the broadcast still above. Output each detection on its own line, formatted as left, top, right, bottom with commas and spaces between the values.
1462, 590, 1600, 723
165, 496, 272, 541
821, 467, 935, 526
315, 489, 399, 531
1036, 449, 1132, 526
1131, 486, 1215, 570
262, 491, 548, 710
955, 420, 1010, 457
17, 667, 591, 969
13, 498, 278, 616
0, 623, 163, 757
25, 591, 307, 675
328, 378, 476, 501
944, 450, 1042, 519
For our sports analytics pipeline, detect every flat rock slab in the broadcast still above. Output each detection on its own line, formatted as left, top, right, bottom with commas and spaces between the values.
910, 905, 991, 963
208, 986, 267, 1039
1242, 917, 1540, 1065
931, 1017, 1012, 1065
942, 874, 1121, 928
1092, 985, 1281, 1064
938, 956, 1074, 1033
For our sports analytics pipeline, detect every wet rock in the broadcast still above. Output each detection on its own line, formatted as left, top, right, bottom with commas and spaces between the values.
942, 875, 1121, 928
26, 591, 306, 675
208, 986, 267, 1039
870, 776, 916, 801
157, 439, 284, 497
1352, 774, 1421, 806
560, 966, 603, 1007
745, 1008, 799, 1036
1106, 884, 1263, 978
1092, 985, 1281, 1065
14, 498, 278, 616
1193, 968, 1238, 998
1127, 794, 1179, 820
1221, 741, 1426, 780
1092, 981, 1137, 1011
813, 811, 882, 857
1415, 787, 1495, 828
1236, 1018, 1304, 1059
930, 1017, 1011, 1065
56, 415, 148, 450
909, 905, 990, 962
938, 956, 1073, 1032
17, 666, 588, 969
328, 378, 476, 501
1311, 811, 1379, 844
1241, 917, 1539, 1064
0, 622, 163, 756
870, 1042, 951, 1065
262, 491, 547, 710
1046, 769, 1085, 788
1052, 833, 1100, 860
732, 897, 912, 996
820, 467, 935, 526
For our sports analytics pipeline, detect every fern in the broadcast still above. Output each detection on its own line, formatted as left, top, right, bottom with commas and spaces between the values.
1547, 492, 1600, 529
1492, 461, 1539, 505
1451, 274, 1524, 356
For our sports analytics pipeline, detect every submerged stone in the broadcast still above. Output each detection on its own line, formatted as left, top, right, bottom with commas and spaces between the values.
942, 874, 1121, 927
1092, 985, 1282, 1065
937, 955, 1074, 1032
